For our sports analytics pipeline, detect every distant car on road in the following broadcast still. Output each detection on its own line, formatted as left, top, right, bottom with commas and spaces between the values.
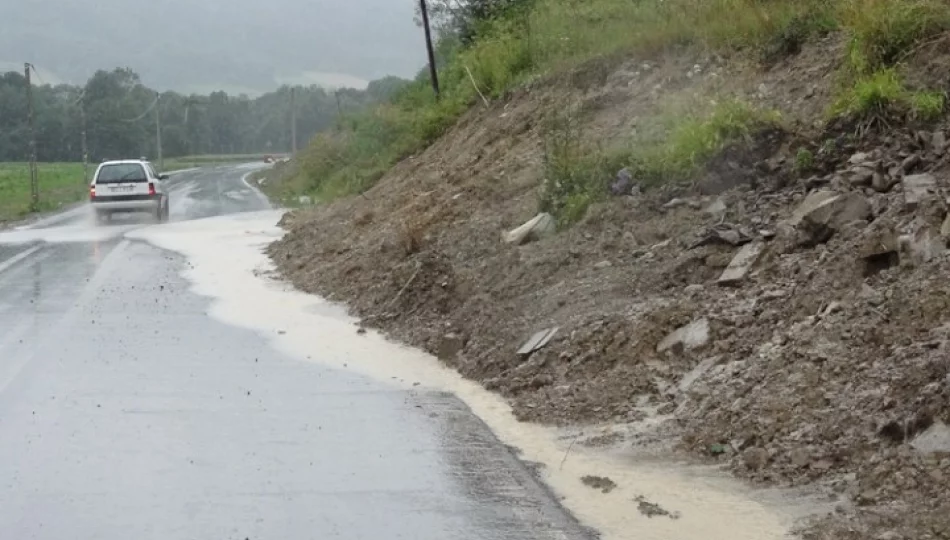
90, 159, 170, 223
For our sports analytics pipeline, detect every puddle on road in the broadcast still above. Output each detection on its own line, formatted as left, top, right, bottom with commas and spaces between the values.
130, 211, 825, 540
0, 213, 138, 246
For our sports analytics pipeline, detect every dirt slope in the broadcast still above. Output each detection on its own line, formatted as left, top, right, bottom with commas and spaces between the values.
269, 35, 950, 539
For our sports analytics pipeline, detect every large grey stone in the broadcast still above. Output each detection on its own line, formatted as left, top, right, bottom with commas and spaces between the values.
516, 327, 559, 356
718, 242, 765, 286
804, 192, 871, 229
788, 190, 871, 230
911, 421, 950, 455
789, 191, 837, 226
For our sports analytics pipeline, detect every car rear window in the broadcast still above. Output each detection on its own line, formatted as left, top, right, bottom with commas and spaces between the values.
95, 164, 147, 184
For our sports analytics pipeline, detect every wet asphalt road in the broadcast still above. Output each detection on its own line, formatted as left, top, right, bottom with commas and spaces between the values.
0, 166, 590, 539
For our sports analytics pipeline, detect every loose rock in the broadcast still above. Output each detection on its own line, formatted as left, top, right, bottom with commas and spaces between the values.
438, 333, 466, 361
795, 191, 871, 244
657, 318, 710, 353
742, 447, 769, 470
901, 153, 922, 173
932, 131, 947, 155
504, 213, 556, 245
718, 242, 765, 285
911, 421, 950, 456
902, 174, 937, 210
704, 197, 727, 217
610, 168, 635, 196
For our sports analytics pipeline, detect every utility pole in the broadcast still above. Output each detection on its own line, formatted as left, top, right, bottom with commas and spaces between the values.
24, 63, 38, 209
80, 98, 89, 183
334, 90, 343, 118
290, 87, 297, 155
154, 93, 163, 170
419, 0, 440, 99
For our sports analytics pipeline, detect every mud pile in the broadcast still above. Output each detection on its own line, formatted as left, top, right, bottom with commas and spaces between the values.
268, 38, 950, 539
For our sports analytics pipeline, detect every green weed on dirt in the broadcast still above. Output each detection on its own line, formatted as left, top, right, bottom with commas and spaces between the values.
631, 100, 782, 185
830, 0, 950, 123
539, 113, 627, 227
540, 100, 780, 226
0, 163, 90, 222
832, 68, 946, 120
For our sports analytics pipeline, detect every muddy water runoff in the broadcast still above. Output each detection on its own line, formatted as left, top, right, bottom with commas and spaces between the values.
129, 210, 825, 540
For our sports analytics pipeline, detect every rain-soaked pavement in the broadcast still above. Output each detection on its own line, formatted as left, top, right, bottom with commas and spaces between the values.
0, 166, 593, 539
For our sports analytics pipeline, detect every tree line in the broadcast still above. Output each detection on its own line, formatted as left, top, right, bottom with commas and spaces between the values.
0, 67, 409, 163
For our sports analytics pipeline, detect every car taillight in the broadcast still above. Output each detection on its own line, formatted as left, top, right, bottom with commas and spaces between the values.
148, 183, 156, 196
89, 185, 95, 199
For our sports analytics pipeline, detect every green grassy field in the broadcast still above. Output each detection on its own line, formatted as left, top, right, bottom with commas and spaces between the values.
0, 163, 91, 223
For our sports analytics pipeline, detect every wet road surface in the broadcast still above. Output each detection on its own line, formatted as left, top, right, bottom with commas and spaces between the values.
0, 166, 592, 539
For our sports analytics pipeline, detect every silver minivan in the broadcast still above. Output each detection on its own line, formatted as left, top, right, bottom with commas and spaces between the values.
90, 160, 170, 223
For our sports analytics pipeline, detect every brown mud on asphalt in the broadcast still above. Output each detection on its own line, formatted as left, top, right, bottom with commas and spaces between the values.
267, 32, 950, 540
134, 211, 827, 540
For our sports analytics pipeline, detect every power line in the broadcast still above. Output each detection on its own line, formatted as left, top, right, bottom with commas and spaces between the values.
28, 64, 47, 87
121, 94, 160, 123
69, 89, 86, 107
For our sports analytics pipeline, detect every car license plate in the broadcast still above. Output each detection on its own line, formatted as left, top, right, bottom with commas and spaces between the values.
111, 186, 133, 193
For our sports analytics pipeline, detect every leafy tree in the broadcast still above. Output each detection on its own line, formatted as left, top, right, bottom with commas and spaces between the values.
0, 67, 409, 164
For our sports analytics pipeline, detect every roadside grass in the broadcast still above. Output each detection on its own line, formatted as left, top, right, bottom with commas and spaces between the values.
0, 163, 90, 222
275, 0, 950, 220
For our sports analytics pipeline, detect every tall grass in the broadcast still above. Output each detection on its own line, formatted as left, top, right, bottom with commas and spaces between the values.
839, 0, 950, 73
527, 0, 834, 69
281, 0, 950, 204
828, 0, 950, 121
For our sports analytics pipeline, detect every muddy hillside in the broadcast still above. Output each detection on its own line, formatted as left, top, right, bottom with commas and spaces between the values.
268, 34, 950, 540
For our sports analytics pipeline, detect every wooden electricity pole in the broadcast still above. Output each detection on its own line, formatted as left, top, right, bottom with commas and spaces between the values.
419, 0, 441, 99
80, 98, 89, 183
290, 87, 297, 155
24, 63, 38, 208
154, 94, 163, 169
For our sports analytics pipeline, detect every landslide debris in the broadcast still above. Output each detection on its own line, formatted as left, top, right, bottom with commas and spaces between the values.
268, 38, 950, 540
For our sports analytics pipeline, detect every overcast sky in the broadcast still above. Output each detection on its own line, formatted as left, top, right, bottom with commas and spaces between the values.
0, 0, 425, 94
